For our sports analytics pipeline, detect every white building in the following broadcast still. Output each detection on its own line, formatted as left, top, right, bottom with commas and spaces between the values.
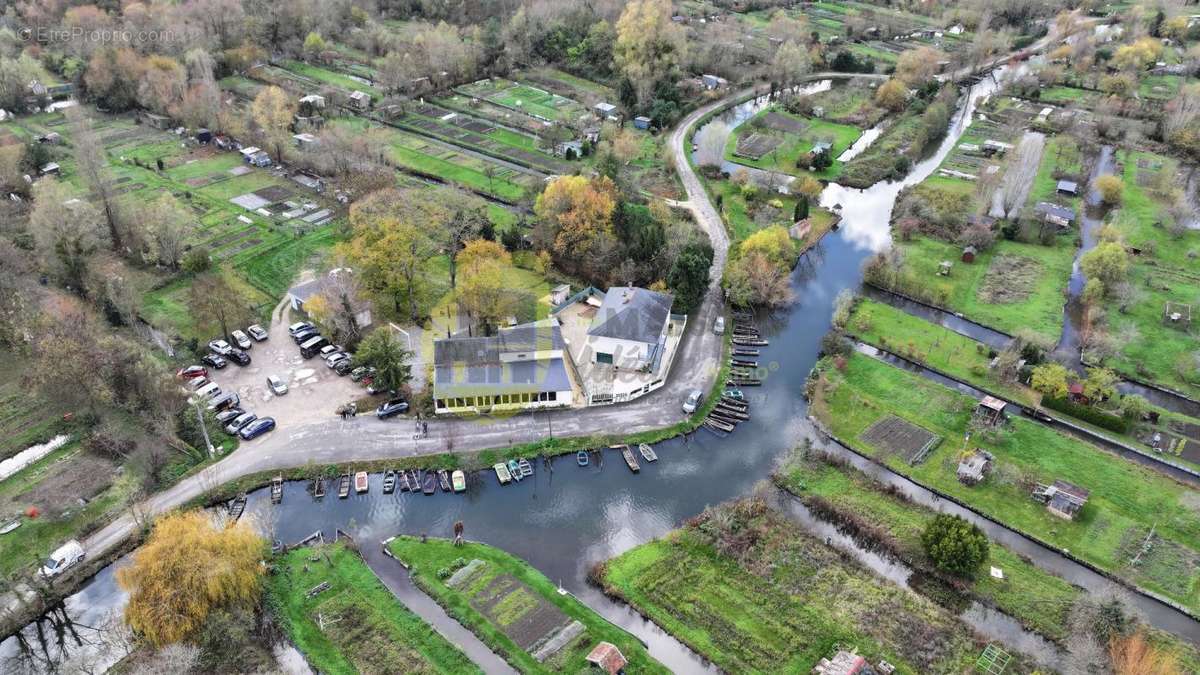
568, 286, 674, 372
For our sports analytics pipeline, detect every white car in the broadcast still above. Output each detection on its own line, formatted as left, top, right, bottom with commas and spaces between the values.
231, 329, 252, 350
41, 540, 85, 578
318, 344, 341, 359
326, 352, 351, 369
247, 324, 269, 341
208, 338, 233, 356
682, 389, 704, 414
267, 375, 288, 396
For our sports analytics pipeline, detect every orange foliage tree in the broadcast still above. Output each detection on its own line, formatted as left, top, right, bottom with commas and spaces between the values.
534, 175, 617, 281
1109, 630, 1181, 675
117, 510, 265, 646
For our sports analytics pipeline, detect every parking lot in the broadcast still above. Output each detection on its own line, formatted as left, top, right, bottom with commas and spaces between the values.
200, 302, 367, 434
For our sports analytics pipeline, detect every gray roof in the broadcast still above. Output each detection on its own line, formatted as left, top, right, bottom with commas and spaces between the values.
434, 320, 570, 396
587, 287, 673, 345
1056, 180, 1078, 193
288, 277, 326, 303
1035, 202, 1075, 221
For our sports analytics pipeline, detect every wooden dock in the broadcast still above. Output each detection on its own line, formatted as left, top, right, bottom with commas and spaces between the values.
270, 475, 283, 504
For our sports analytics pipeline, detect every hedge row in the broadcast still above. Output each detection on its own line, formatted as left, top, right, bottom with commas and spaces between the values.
1042, 396, 1129, 434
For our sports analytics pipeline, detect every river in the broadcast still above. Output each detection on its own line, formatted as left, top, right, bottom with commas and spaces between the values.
6, 69, 1199, 672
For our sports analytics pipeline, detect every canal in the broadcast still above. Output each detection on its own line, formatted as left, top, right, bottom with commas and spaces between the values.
6, 68, 1199, 672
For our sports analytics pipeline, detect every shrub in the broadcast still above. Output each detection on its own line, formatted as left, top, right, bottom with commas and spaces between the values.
1042, 396, 1130, 434
921, 514, 988, 578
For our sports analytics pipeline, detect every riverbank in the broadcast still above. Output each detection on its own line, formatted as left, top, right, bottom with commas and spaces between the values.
389, 536, 667, 674
595, 496, 1034, 674
267, 542, 479, 674
810, 351, 1200, 614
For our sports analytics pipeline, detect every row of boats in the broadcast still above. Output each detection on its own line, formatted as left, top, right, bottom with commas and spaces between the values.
495, 442, 662, 485
305, 468, 467, 499
494, 457, 533, 484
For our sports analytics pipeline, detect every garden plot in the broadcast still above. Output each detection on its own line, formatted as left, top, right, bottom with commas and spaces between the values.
733, 133, 782, 160
976, 254, 1042, 305
761, 111, 809, 134
451, 564, 580, 659
861, 415, 941, 464
400, 103, 563, 174
456, 78, 589, 124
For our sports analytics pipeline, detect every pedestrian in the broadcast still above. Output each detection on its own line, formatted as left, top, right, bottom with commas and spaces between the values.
422, 421, 428, 435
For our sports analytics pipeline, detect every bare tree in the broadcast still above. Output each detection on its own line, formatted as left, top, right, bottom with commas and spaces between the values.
694, 120, 729, 170
67, 107, 126, 253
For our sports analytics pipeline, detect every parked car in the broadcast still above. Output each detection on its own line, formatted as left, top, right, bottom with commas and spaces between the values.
713, 316, 725, 335
208, 339, 233, 356
247, 324, 269, 341
215, 407, 244, 425
186, 376, 211, 391
177, 365, 207, 380
239, 416, 276, 440
325, 352, 350, 369
350, 366, 375, 382
333, 359, 354, 376
41, 540, 85, 578
318, 344, 340, 359
267, 375, 288, 396
201, 353, 228, 369
376, 398, 409, 419
207, 391, 240, 412
224, 412, 257, 435
366, 381, 388, 396
193, 381, 221, 400
227, 349, 251, 366
231, 329, 252, 350
300, 335, 328, 358
682, 389, 704, 414
292, 328, 318, 345
288, 321, 313, 337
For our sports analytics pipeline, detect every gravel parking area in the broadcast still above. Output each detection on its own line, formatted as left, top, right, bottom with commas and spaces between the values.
204, 301, 366, 430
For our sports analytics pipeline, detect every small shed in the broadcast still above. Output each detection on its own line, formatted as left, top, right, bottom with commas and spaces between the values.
957, 450, 994, 485
594, 102, 619, 120
975, 395, 1006, 426
585, 642, 627, 674
555, 139, 583, 158
39, 162, 60, 176
1035, 202, 1075, 229
812, 106, 826, 118
299, 93, 326, 109
1068, 382, 1088, 405
701, 74, 728, 90
1056, 180, 1079, 196
349, 90, 371, 110
140, 111, 172, 130
195, 128, 213, 144
1040, 480, 1090, 520
293, 132, 319, 149
811, 140, 833, 154
961, 246, 977, 263
633, 115, 652, 130
37, 132, 62, 145
550, 284, 572, 306
981, 139, 1013, 156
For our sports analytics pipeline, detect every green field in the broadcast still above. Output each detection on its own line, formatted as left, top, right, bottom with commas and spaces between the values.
600, 499, 992, 674
726, 108, 863, 181
811, 352, 1200, 611
281, 60, 382, 100
888, 235, 1075, 342
268, 543, 478, 674
390, 537, 666, 674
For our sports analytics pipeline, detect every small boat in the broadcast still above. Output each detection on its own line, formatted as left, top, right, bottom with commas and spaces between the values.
383, 470, 396, 494
614, 444, 639, 473
313, 477, 326, 499
354, 471, 369, 494
338, 473, 351, 498
451, 470, 466, 493
577, 450, 589, 467
270, 475, 283, 504
408, 469, 421, 490
438, 469, 451, 492
0, 520, 21, 535
517, 458, 533, 477
638, 443, 658, 462
508, 459, 523, 482
398, 471, 410, 492
494, 463, 512, 484
422, 470, 436, 495
228, 495, 247, 521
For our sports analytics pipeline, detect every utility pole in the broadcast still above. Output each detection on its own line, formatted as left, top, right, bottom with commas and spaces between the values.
193, 400, 215, 457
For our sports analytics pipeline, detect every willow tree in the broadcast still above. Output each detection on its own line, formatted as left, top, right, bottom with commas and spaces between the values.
118, 510, 265, 646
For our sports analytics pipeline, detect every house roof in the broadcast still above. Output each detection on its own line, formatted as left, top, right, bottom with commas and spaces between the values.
979, 395, 1006, 412
1057, 180, 1078, 193
585, 642, 627, 675
433, 320, 571, 397
1035, 202, 1075, 221
595, 102, 617, 112
587, 287, 673, 345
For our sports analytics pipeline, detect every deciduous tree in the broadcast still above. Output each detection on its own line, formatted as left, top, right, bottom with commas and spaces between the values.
68, 106, 127, 252
354, 328, 413, 393
874, 78, 908, 112
1031, 362, 1070, 399
534, 175, 618, 281
118, 510, 264, 647
30, 178, 106, 292
1081, 241, 1129, 289
456, 239, 514, 333
188, 272, 253, 343
141, 194, 197, 270
250, 85, 297, 162
614, 0, 687, 108
1096, 174, 1124, 205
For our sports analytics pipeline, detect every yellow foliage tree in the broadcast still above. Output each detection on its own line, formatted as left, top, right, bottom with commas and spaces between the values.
1109, 630, 1181, 675
118, 510, 265, 646
874, 78, 908, 112
1096, 174, 1124, 205
250, 85, 297, 161
1112, 37, 1162, 72
615, 0, 687, 107
534, 175, 617, 279
740, 225, 796, 271
456, 239, 514, 331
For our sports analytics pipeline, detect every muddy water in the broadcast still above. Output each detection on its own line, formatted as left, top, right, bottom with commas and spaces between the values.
8, 69, 1200, 673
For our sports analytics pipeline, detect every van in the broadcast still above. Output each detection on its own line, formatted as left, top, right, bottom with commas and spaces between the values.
207, 391, 240, 412
713, 316, 725, 335
41, 540, 85, 577
682, 389, 704, 414
194, 382, 221, 400
300, 335, 329, 358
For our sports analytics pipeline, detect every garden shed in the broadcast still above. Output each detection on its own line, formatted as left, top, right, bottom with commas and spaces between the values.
1034, 480, 1090, 520
585, 642, 626, 674
961, 246, 977, 263
975, 396, 1006, 426
957, 450, 994, 485
1035, 202, 1075, 229
1056, 180, 1079, 196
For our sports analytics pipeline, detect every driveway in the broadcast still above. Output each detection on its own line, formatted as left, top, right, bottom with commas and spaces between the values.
204, 300, 365, 432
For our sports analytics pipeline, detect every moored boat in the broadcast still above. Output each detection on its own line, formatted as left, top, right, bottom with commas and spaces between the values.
338, 473, 351, 498
422, 470, 436, 495
638, 443, 658, 462
516, 458, 533, 477
354, 471, 369, 494
577, 450, 589, 467
383, 470, 396, 494
451, 469, 466, 493
438, 469, 451, 492
508, 459, 523, 482
494, 462, 512, 484
614, 444, 639, 473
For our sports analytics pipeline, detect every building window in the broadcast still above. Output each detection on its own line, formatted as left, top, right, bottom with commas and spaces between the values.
454, 398, 464, 408
548, 391, 557, 401
435, 399, 445, 409
596, 352, 613, 365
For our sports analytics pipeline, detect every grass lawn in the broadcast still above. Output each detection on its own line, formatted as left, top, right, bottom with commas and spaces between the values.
599, 499, 990, 674
232, 225, 340, 299
1026, 135, 1084, 210
890, 235, 1074, 342
811, 352, 1200, 611
282, 60, 381, 99
0, 362, 72, 462
845, 298, 1038, 406
726, 108, 862, 181
390, 537, 666, 674
142, 267, 275, 342
267, 543, 478, 674
425, 254, 554, 338
712, 179, 836, 244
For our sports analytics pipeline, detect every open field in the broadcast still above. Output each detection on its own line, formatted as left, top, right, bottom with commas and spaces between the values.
267, 543, 478, 675
280, 60, 382, 100
599, 498, 1000, 674
455, 77, 590, 125
390, 537, 666, 674
726, 108, 862, 181
811, 352, 1200, 611
887, 235, 1075, 342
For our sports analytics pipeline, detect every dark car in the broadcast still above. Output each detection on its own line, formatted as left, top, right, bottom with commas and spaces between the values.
239, 416, 276, 440
350, 366, 375, 382
227, 349, 251, 366
333, 359, 354, 376
215, 407, 244, 425
288, 321, 313, 337
376, 398, 409, 419
177, 365, 207, 380
292, 327, 319, 344
201, 353, 228, 369
224, 412, 257, 435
